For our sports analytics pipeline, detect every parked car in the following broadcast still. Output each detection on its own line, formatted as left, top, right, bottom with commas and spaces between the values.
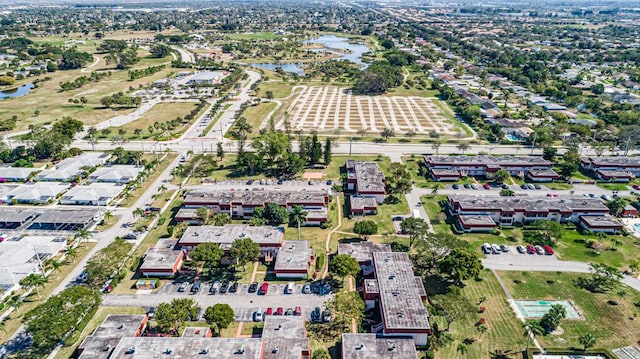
285, 308, 294, 316
220, 281, 229, 294
521, 184, 528, 189
178, 282, 189, 292
633, 184, 640, 190
500, 244, 509, 252
326, 180, 333, 185
527, 184, 535, 189
322, 309, 333, 323
534, 184, 541, 190
191, 281, 201, 293
471, 184, 479, 190
601, 194, 611, 201
209, 281, 220, 294
265, 308, 273, 316
463, 184, 471, 189
502, 184, 509, 189
535, 245, 545, 255
147, 307, 156, 319
516, 245, 526, 254
483, 183, 491, 189
285, 282, 295, 294
275, 307, 284, 316
253, 309, 263, 322
248, 282, 258, 293
302, 283, 311, 294
311, 307, 322, 322
491, 244, 501, 254
246, 180, 254, 185
276, 180, 283, 185
543, 245, 554, 255
481, 243, 492, 254
526, 245, 536, 254
123, 232, 137, 240
452, 184, 459, 189
294, 306, 302, 316
229, 282, 238, 293
259, 282, 269, 295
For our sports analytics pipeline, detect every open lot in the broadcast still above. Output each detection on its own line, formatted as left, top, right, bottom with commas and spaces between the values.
498, 271, 640, 350
104, 101, 201, 139
274, 86, 464, 137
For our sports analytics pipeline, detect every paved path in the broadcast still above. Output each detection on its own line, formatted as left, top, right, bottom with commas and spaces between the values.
322, 194, 343, 278
80, 56, 100, 73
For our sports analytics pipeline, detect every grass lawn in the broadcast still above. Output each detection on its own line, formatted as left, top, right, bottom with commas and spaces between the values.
257, 81, 296, 99
54, 306, 146, 359
341, 193, 409, 235
433, 270, 526, 358
0, 243, 96, 343
228, 32, 280, 41
402, 155, 429, 186
545, 182, 573, 190
105, 102, 200, 139
498, 271, 640, 350
0, 52, 175, 130
596, 183, 630, 191
201, 103, 231, 136
243, 101, 277, 133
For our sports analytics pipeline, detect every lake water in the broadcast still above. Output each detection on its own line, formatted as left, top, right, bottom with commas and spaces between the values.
0, 83, 34, 100
246, 34, 371, 76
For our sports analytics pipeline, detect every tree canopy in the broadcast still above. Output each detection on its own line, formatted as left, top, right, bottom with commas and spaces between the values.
155, 298, 200, 333
204, 303, 234, 333
330, 254, 361, 281
229, 237, 260, 270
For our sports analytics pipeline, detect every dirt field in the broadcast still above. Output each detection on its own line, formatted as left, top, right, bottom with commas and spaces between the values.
272, 86, 466, 138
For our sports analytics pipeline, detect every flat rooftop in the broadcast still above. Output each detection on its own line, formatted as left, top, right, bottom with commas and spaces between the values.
109, 337, 263, 359
140, 239, 182, 271
181, 327, 211, 338
341, 333, 418, 359
448, 195, 609, 213
6, 182, 69, 201
0, 167, 41, 180
373, 252, 430, 332
0, 208, 37, 223
274, 240, 313, 271
184, 190, 328, 207
37, 152, 110, 181
596, 169, 634, 177
582, 156, 640, 167
458, 214, 496, 226
349, 196, 378, 211
424, 155, 551, 167
579, 214, 622, 228
32, 208, 99, 224
338, 241, 391, 264
78, 315, 147, 359
346, 160, 386, 194
60, 183, 124, 203
527, 169, 560, 177
180, 225, 284, 249
430, 168, 460, 176
89, 165, 143, 182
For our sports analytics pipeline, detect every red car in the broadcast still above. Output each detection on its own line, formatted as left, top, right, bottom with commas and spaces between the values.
526, 244, 536, 254
633, 184, 640, 190
259, 282, 269, 295
294, 306, 302, 316
543, 245, 554, 255
275, 307, 283, 316
483, 183, 491, 189
265, 308, 273, 316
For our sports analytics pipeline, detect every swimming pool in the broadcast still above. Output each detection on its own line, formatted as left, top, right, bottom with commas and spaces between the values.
512, 300, 581, 319
505, 134, 522, 142
633, 223, 640, 232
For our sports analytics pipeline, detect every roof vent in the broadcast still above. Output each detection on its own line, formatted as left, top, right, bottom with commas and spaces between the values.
275, 325, 282, 331
233, 348, 244, 354
397, 312, 404, 318
200, 349, 209, 355
126, 347, 135, 355
193, 232, 199, 237
272, 346, 280, 353
164, 348, 172, 354
118, 324, 124, 329
387, 342, 396, 351
104, 345, 112, 352
356, 343, 365, 350
388, 274, 395, 280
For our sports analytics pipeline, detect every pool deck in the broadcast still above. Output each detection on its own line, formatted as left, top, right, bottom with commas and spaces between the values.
509, 299, 583, 320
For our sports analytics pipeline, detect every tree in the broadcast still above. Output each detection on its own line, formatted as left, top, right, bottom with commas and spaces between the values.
19, 273, 47, 298
437, 248, 483, 286
493, 169, 510, 185
7, 295, 23, 315
353, 220, 378, 239
457, 343, 468, 358
542, 147, 557, 162
204, 303, 234, 334
432, 139, 441, 155
323, 137, 332, 165
155, 298, 200, 333
477, 324, 488, 339
606, 197, 628, 217
65, 247, 78, 263
75, 228, 93, 247
489, 349, 517, 359
49, 259, 63, 279
216, 142, 225, 160
457, 143, 470, 154
400, 217, 429, 247
524, 320, 545, 351
381, 127, 395, 141
255, 202, 289, 225
579, 333, 597, 351
23, 286, 100, 356
150, 44, 171, 58
312, 349, 330, 359
578, 263, 623, 293
209, 213, 232, 226
190, 243, 223, 270
534, 220, 564, 242
133, 207, 145, 219
289, 205, 308, 241
430, 290, 475, 331
229, 237, 260, 270
615, 289, 628, 305
326, 291, 365, 332
329, 254, 360, 282
540, 304, 566, 333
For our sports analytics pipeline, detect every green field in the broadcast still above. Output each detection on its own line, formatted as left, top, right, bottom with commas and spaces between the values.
498, 271, 640, 350
104, 102, 201, 139
243, 101, 278, 134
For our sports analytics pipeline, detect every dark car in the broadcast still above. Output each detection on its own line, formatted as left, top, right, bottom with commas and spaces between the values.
452, 184, 459, 189
122, 233, 137, 240
326, 180, 333, 185
276, 179, 283, 185
311, 307, 322, 322
219, 281, 229, 294
502, 184, 509, 189
229, 282, 238, 293
534, 184, 541, 190
463, 183, 471, 189
146, 207, 161, 212
521, 184, 528, 189
248, 282, 258, 293
246, 180, 254, 185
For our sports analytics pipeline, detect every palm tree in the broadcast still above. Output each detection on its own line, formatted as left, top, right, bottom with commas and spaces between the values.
49, 260, 63, 279
158, 184, 168, 193
456, 343, 468, 358
489, 349, 516, 359
75, 228, 92, 247
289, 205, 308, 241
133, 207, 145, 219
103, 210, 113, 222
477, 324, 488, 340
19, 273, 47, 298
431, 183, 442, 195
616, 290, 628, 304
579, 333, 597, 351
524, 321, 544, 352
210, 213, 231, 226
65, 247, 78, 263
457, 143, 471, 154
7, 295, 23, 315
630, 260, 639, 274
432, 139, 441, 156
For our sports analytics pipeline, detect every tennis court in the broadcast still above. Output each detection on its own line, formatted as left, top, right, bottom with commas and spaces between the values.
512, 300, 582, 319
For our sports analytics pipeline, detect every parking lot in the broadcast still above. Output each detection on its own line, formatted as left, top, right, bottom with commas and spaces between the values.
104, 281, 332, 322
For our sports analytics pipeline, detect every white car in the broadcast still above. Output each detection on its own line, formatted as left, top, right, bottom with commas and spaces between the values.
253, 308, 263, 322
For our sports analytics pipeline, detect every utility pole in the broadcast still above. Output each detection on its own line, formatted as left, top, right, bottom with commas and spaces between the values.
530, 132, 536, 155
349, 137, 353, 156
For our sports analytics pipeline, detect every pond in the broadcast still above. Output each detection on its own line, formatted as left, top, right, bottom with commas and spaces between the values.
245, 35, 371, 76
0, 83, 34, 100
